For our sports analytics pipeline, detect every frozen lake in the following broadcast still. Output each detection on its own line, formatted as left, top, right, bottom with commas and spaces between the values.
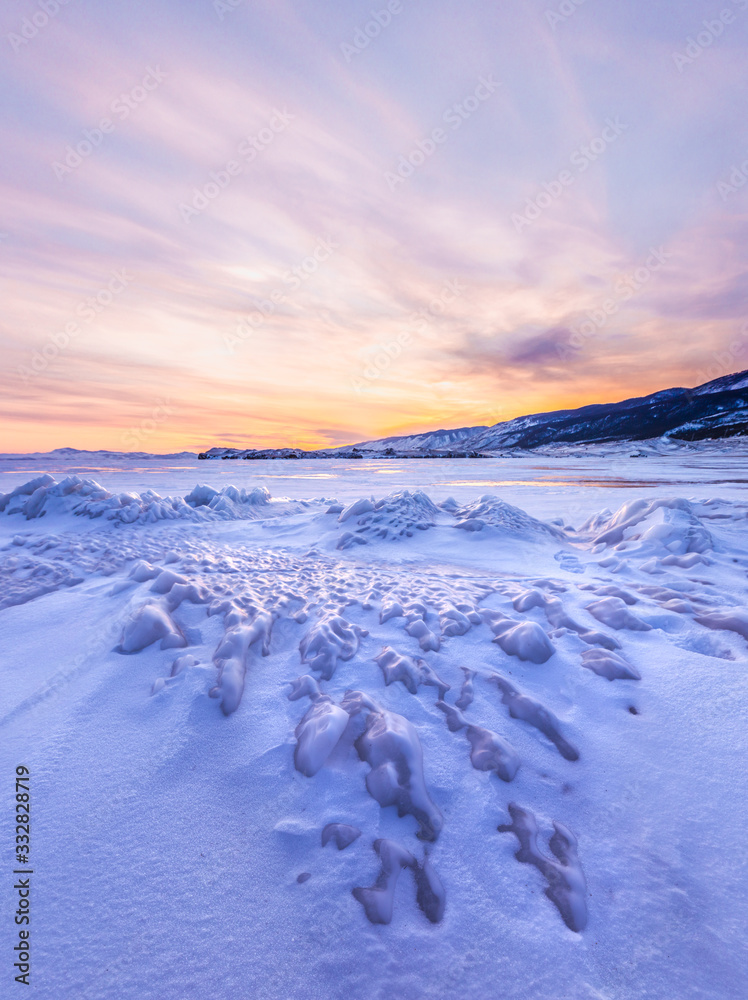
1, 445, 746, 522
1, 449, 747, 1000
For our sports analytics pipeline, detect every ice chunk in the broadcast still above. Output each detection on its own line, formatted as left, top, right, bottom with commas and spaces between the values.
0, 474, 56, 514
338, 497, 375, 523
184, 484, 219, 507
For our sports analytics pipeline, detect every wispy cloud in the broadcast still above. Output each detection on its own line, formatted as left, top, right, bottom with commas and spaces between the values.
2, 0, 747, 449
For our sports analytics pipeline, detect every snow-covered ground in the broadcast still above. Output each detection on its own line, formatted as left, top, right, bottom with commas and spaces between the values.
1, 449, 747, 1000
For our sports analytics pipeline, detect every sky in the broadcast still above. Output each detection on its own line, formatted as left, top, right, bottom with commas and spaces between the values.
2, 0, 748, 453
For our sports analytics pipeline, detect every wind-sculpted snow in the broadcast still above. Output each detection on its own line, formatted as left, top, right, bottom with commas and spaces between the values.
455, 667, 476, 710
5, 465, 748, 982
540, 596, 622, 651
465, 725, 521, 782
352, 839, 417, 924
581, 648, 641, 681
489, 674, 580, 762
694, 608, 748, 642
342, 691, 444, 842
435, 695, 515, 771
444, 494, 565, 539
352, 839, 445, 925
119, 602, 186, 652
299, 614, 368, 680
292, 691, 350, 777
435, 701, 520, 781
0, 474, 325, 525
581, 497, 714, 559
439, 603, 480, 637
490, 617, 555, 663
498, 803, 588, 932
321, 823, 361, 850
335, 489, 442, 549
585, 597, 652, 632
374, 646, 449, 696
210, 604, 275, 715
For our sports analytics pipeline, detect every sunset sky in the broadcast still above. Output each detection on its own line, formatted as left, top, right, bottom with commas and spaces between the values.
3, 0, 748, 452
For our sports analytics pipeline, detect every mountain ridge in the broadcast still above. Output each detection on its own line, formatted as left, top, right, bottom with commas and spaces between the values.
197, 368, 748, 459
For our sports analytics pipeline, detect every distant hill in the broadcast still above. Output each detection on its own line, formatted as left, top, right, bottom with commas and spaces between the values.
354, 369, 748, 453
197, 369, 748, 459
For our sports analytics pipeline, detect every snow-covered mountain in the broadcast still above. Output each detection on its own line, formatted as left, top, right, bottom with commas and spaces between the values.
356, 369, 748, 453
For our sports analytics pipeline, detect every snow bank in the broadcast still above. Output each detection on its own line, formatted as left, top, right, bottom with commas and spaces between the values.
0, 474, 321, 525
